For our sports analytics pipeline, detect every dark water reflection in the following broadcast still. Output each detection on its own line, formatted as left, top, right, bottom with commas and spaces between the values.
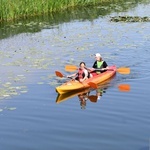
0, 0, 148, 40
0, 1, 150, 150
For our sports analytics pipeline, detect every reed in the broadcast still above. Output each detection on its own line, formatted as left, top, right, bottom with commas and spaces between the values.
0, 0, 146, 22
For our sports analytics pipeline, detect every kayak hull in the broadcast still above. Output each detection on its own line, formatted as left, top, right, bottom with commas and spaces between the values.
56, 88, 90, 104
56, 75, 116, 103
56, 65, 117, 94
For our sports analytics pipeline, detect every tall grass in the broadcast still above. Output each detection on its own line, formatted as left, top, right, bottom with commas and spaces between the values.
0, 0, 147, 22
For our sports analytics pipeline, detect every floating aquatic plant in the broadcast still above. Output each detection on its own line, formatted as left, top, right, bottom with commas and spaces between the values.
0, 107, 17, 113
7, 107, 17, 111
0, 73, 28, 100
110, 16, 150, 22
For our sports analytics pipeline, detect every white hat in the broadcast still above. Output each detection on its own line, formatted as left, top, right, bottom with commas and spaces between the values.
95, 53, 101, 57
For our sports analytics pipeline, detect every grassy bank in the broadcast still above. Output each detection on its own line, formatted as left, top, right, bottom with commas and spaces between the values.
0, 0, 132, 22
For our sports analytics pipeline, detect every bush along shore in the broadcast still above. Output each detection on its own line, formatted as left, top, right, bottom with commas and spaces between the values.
0, 0, 105, 22
0, 0, 148, 22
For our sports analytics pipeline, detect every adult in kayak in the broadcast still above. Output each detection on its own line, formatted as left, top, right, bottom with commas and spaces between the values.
67, 62, 92, 82
90, 53, 109, 76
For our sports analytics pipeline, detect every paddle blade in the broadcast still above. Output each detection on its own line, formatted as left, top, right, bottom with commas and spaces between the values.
55, 71, 64, 78
88, 95, 98, 103
65, 65, 78, 72
88, 82, 98, 89
117, 67, 130, 74
118, 84, 130, 92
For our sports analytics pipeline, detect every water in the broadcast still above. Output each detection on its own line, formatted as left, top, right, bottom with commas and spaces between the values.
0, 1, 150, 150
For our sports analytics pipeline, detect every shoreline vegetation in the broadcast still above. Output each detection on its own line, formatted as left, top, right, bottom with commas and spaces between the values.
0, 0, 149, 40
0, 0, 148, 22
1, 0, 110, 22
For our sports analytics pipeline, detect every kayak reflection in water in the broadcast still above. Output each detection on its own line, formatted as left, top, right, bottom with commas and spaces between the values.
77, 88, 107, 109
96, 88, 107, 100
78, 92, 89, 109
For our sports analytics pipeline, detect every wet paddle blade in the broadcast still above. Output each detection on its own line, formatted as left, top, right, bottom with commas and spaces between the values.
55, 71, 64, 78
117, 67, 130, 74
118, 84, 130, 92
88, 82, 98, 89
65, 65, 78, 72
88, 95, 98, 103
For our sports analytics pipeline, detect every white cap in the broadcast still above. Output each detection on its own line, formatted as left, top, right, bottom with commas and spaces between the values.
95, 53, 101, 57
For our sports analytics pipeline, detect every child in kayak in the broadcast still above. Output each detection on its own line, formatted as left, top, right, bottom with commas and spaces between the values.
67, 62, 92, 82
90, 53, 109, 76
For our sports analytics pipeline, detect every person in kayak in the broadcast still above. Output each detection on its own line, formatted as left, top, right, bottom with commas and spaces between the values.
67, 62, 92, 82
90, 53, 109, 76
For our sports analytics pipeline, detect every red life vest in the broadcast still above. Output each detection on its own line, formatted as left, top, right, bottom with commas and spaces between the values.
78, 68, 84, 80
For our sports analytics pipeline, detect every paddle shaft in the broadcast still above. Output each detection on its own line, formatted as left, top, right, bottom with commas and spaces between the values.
55, 71, 73, 79
65, 65, 130, 74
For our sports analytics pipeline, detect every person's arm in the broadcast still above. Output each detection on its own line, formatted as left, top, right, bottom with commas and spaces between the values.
102, 61, 109, 70
67, 73, 77, 78
103, 61, 108, 68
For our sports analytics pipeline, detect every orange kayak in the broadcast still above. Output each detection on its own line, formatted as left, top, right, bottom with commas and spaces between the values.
56, 65, 117, 94
56, 75, 116, 103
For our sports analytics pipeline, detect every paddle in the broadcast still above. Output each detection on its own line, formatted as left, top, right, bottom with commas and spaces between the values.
118, 84, 130, 92
88, 82, 98, 89
88, 95, 98, 103
55, 71, 72, 79
88, 82, 130, 92
65, 65, 130, 75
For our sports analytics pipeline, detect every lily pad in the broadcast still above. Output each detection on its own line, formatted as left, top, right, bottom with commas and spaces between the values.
7, 107, 17, 111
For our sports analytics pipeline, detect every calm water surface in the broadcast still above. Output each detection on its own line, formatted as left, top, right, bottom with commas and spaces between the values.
0, 1, 150, 150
